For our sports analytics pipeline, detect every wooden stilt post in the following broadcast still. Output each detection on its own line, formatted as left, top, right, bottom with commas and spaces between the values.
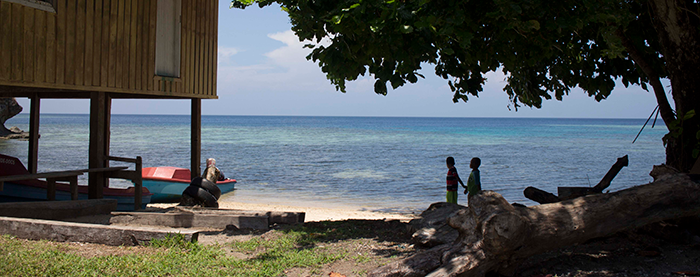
28, 94, 40, 174
89, 92, 107, 199
134, 156, 142, 210
104, 94, 112, 188
191, 99, 201, 179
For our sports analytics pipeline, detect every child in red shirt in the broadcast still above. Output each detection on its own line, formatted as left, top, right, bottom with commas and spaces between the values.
446, 156, 465, 204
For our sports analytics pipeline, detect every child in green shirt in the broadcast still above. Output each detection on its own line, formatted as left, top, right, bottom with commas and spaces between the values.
465, 157, 481, 197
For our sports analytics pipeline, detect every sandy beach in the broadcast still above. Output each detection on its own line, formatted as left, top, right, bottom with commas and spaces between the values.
148, 200, 418, 222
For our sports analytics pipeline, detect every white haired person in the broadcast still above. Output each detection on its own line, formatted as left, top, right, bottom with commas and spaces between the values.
202, 158, 226, 183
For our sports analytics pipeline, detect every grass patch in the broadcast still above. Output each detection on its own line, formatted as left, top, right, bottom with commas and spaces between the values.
0, 220, 412, 277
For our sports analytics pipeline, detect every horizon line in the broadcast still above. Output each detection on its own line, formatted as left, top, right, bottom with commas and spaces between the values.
14, 112, 652, 120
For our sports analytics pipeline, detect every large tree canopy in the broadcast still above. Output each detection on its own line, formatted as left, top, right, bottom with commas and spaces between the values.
232, 0, 700, 172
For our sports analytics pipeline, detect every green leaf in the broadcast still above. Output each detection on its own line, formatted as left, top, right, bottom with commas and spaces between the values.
407, 73, 418, 83
527, 20, 540, 31
344, 3, 360, 11
374, 80, 388, 95
683, 109, 696, 120
511, 4, 522, 14
230, 0, 255, 8
414, 20, 429, 29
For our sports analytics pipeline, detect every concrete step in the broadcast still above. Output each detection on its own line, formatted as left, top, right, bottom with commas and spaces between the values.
0, 216, 199, 246
111, 208, 305, 230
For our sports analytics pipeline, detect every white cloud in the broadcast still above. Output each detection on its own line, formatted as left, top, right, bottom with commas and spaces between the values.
218, 47, 240, 66
217, 30, 335, 96
265, 31, 312, 67
214, 30, 662, 118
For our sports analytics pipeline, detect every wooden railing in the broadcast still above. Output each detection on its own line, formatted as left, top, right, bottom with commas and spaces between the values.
0, 156, 144, 211
105, 156, 143, 211
0, 170, 84, 200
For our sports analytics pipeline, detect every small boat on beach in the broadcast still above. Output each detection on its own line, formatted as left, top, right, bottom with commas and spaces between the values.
140, 166, 236, 203
0, 154, 152, 211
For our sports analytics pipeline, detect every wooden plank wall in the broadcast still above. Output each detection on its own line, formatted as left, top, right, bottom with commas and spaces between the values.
0, 0, 217, 98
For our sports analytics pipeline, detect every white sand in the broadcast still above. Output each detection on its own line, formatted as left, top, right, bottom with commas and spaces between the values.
148, 200, 417, 222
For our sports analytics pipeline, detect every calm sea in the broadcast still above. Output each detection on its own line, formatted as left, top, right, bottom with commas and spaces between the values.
1, 114, 667, 214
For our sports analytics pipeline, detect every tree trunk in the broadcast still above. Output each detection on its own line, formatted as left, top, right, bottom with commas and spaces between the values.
648, 0, 700, 172
368, 173, 700, 277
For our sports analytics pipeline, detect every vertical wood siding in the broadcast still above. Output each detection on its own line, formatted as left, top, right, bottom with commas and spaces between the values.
0, 0, 218, 98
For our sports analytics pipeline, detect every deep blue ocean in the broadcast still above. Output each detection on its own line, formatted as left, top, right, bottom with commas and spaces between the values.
1, 114, 667, 214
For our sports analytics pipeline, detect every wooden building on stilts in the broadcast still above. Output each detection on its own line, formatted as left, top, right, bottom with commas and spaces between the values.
0, 0, 218, 210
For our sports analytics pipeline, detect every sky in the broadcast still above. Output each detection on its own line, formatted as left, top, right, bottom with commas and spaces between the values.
16, 1, 667, 118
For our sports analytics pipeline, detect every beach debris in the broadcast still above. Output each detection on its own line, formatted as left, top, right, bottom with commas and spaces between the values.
524, 155, 628, 204
329, 272, 347, 277
179, 177, 220, 208
368, 172, 700, 277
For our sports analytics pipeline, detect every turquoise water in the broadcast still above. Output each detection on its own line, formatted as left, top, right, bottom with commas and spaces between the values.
1, 115, 667, 213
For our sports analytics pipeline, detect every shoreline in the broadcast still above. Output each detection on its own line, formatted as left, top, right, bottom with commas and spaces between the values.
148, 199, 418, 222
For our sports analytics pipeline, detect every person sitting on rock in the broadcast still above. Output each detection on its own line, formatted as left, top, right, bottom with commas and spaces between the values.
202, 158, 225, 183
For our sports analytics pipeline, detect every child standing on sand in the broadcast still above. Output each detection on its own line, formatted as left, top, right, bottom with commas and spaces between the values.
445, 157, 465, 204
464, 157, 482, 197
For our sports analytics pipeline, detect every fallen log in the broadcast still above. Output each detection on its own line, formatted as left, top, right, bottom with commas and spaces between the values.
368, 173, 700, 277
523, 186, 560, 204
524, 155, 629, 203
557, 186, 594, 200
592, 155, 628, 193
408, 202, 467, 248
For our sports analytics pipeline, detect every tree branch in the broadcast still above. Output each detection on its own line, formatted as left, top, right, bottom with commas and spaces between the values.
615, 28, 676, 128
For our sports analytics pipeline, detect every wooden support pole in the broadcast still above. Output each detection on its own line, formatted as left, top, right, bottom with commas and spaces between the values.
46, 178, 56, 201
104, 93, 112, 187
28, 94, 40, 174
104, 156, 143, 210
50, 175, 80, 201
191, 99, 201, 179
69, 176, 78, 200
134, 156, 142, 210
89, 92, 107, 199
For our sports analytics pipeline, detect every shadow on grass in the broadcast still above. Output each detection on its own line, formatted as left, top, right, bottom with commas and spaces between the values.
203, 218, 415, 261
